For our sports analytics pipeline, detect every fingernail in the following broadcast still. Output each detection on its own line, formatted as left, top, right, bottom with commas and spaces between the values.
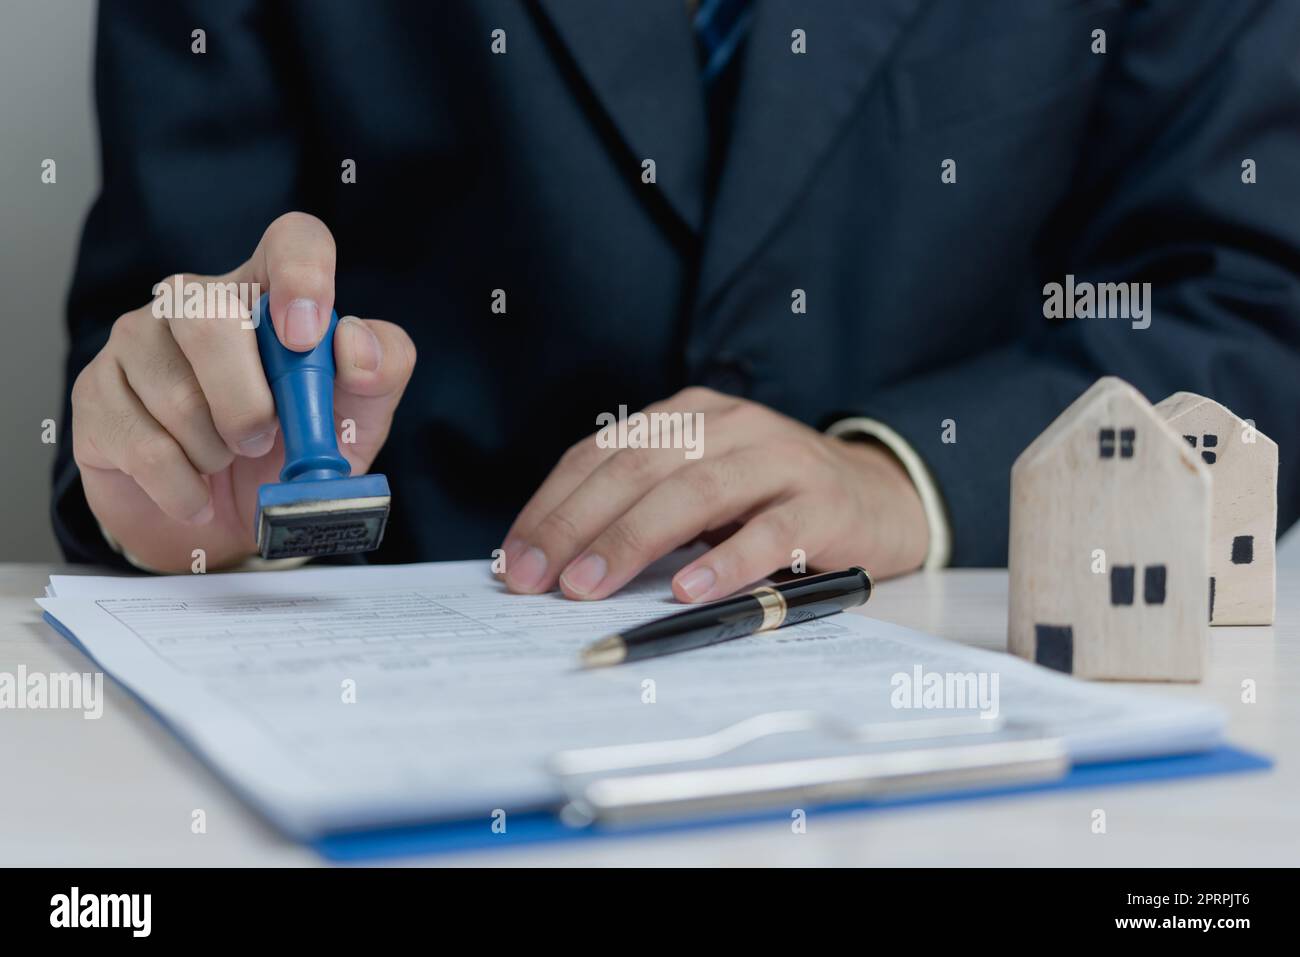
238, 430, 275, 457
502, 537, 526, 566
676, 565, 716, 601
187, 501, 215, 526
561, 553, 607, 597
493, 537, 524, 578
284, 299, 322, 348
508, 546, 548, 592
341, 317, 381, 372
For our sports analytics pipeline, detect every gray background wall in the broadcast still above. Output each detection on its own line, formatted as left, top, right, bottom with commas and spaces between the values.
1, 1, 96, 560
0, 2, 1297, 567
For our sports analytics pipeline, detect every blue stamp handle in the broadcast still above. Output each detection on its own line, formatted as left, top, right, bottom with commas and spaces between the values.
253, 293, 351, 483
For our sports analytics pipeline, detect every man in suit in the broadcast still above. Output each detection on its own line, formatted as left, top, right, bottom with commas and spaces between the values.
55, 0, 1300, 603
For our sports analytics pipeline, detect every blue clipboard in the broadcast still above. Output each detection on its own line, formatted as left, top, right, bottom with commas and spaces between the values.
313, 746, 1270, 862
42, 610, 1272, 863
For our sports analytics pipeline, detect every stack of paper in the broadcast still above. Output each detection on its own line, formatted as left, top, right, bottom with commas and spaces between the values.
38, 555, 1226, 839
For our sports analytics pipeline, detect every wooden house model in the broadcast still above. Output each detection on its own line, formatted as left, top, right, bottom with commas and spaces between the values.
1008, 377, 1211, 681
1155, 392, 1277, 625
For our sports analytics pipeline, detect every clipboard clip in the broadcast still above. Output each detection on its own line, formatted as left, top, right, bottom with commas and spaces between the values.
548, 711, 1068, 828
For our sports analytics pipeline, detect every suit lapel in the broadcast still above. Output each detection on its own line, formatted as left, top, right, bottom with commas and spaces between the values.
532, 0, 709, 233
697, 0, 927, 306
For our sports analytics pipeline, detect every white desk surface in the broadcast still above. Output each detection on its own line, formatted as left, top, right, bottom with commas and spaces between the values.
3, 531, 1298, 866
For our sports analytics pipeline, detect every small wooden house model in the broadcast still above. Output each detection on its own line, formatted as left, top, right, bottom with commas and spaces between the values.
1155, 392, 1277, 625
1008, 378, 1211, 681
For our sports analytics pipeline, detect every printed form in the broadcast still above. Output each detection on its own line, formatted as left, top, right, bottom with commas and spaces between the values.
38, 556, 1222, 837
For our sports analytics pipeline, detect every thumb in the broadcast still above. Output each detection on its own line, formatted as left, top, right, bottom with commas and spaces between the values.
331, 317, 417, 470
236, 212, 338, 352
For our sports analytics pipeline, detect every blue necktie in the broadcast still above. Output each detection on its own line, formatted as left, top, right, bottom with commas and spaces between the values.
694, 0, 754, 91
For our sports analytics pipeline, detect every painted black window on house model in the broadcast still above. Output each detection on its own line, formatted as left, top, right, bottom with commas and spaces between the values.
1231, 535, 1254, 565
1034, 624, 1073, 674
1099, 427, 1135, 459
1184, 433, 1218, 465
1111, 565, 1135, 605
1111, 563, 1166, 606
1144, 565, 1167, 604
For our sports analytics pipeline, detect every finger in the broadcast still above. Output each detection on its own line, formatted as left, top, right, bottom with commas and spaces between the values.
554, 448, 798, 601
332, 317, 417, 470
499, 387, 738, 581
502, 446, 693, 593
164, 276, 279, 458
503, 416, 758, 594
112, 306, 234, 475
503, 388, 737, 547
671, 499, 821, 603
499, 435, 618, 580
73, 357, 214, 525
240, 211, 337, 351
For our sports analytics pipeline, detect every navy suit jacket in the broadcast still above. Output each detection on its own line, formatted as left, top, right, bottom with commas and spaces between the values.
56, 0, 1300, 568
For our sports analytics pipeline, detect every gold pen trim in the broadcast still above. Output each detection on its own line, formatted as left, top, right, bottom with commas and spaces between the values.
751, 586, 787, 632
580, 634, 627, 668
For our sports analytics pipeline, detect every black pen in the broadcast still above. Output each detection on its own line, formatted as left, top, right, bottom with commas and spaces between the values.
579, 567, 873, 667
